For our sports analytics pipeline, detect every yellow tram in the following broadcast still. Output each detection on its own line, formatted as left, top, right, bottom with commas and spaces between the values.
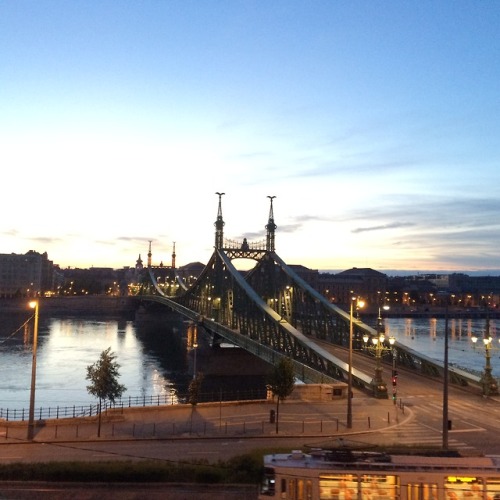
259, 449, 500, 500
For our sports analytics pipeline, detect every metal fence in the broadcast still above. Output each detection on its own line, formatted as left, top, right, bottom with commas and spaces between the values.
0, 387, 268, 422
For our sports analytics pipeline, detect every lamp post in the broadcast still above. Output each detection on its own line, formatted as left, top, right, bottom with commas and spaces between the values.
193, 341, 198, 380
347, 296, 364, 429
471, 304, 499, 397
391, 342, 398, 405
362, 331, 395, 398
27, 300, 39, 441
443, 300, 449, 450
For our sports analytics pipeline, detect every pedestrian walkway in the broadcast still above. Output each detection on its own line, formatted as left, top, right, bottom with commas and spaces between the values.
0, 396, 411, 444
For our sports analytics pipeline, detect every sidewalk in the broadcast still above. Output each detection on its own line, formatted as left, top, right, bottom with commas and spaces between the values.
0, 395, 411, 444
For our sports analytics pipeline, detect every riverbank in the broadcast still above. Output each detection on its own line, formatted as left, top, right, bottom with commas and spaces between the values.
0, 296, 139, 317
3, 296, 498, 319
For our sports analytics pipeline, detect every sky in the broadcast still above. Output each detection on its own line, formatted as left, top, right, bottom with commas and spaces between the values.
1, 1, 500, 275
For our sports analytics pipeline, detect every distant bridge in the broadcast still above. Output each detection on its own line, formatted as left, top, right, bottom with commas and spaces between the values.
135, 193, 480, 397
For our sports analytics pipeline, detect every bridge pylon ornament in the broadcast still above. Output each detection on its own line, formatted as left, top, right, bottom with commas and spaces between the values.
213, 194, 277, 261
214, 192, 225, 250
266, 195, 277, 252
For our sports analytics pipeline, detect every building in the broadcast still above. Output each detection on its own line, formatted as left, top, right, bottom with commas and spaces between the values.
0, 250, 59, 298
318, 267, 388, 307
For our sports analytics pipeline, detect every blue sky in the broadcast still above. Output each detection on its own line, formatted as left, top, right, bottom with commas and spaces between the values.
1, 1, 499, 274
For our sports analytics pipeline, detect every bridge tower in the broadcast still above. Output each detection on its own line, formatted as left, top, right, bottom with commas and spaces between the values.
214, 192, 225, 249
147, 240, 152, 268
172, 241, 176, 270
266, 195, 277, 252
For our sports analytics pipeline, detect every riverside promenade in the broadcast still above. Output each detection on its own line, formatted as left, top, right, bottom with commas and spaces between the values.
0, 395, 408, 449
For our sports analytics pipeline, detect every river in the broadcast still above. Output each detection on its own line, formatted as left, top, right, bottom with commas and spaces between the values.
382, 315, 500, 377
0, 311, 498, 411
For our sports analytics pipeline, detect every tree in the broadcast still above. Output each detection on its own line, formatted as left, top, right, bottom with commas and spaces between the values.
188, 373, 204, 406
86, 347, 126, 437
267, 357, 295, 433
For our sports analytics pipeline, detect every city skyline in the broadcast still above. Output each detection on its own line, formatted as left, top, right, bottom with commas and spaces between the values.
2, 2, 500, 273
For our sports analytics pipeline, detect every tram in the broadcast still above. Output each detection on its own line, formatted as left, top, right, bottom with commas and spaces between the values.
259, 448, 500, 500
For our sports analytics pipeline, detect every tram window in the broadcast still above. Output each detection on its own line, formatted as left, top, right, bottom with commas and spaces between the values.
297, 480, 305, 500
445, 477, 483, 500
261, 468, 276, 496
281, 478, 287, 498
306, 480, 313, 500
485, 478, 500, 500
408, 483, 438, 500
319, 473, 357, 499
360, 474, 398, 500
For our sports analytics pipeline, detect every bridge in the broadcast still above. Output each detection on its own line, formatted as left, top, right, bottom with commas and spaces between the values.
135, 193, 480, 398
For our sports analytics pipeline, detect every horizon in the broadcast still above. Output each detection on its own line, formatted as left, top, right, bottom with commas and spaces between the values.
57, 253, 500, 278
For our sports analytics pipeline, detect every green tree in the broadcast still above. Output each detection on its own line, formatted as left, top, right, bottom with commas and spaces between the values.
86, 347, 126, 437
188, 373, 204, 406
267, 357, 295, 433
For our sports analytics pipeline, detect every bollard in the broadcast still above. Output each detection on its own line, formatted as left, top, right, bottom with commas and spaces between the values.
388, 411, 390, 424
368, 416, 371, 429
321, 420, 323, 433
302, 420, 305, 434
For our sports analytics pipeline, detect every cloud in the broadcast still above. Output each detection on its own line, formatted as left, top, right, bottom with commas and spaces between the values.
352, 222, 415, 234
29, 236, 63, 244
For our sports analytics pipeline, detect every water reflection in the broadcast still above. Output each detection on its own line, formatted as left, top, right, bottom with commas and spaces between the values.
384, 316, 500, 377
0, 312, 190, 410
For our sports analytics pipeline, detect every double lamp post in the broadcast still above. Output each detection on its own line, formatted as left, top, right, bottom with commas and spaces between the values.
348, 297, 396, 429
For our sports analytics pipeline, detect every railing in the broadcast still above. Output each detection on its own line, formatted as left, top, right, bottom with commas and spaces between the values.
0, 388, 268, 422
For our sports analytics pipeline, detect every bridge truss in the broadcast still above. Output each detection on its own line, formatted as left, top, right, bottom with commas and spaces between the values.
138, 194, 478, 395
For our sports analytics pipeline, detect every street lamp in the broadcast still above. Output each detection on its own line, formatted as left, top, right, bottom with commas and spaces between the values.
193, 341, 198, 380
471, 305, 499, 396
347, 296, 364, 429
27, 300, 39, 440
362, 331, 395, 398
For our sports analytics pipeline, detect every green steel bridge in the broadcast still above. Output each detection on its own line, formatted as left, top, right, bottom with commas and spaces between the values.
134, 194, 482, 398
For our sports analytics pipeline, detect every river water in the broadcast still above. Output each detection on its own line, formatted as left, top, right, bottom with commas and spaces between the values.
383, 315, 500, 377
0, 312, 498, 411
